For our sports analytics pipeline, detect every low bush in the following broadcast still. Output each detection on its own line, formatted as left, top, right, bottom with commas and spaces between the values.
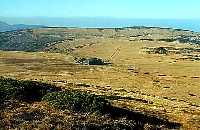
0, 77, 60, 103
153, 47, 168, 54
42, 90, 111, 113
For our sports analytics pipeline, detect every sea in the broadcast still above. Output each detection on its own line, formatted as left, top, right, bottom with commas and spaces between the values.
1, 17, 200, 32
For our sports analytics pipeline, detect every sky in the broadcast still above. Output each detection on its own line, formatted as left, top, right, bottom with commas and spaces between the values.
1, 0, 200, 19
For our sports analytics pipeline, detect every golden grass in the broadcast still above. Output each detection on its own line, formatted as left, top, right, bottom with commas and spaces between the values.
0, 40, 200, 129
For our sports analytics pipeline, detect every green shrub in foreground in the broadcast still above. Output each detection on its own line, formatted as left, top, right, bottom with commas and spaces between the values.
0, 77, 60, 103
42, 90, 111, 113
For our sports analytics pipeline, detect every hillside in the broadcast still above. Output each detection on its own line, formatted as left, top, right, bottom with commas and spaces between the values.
0, 21, 46, 32
0, 27, 200, 52
0, 27, 200, 129
0, 29, 65, 51
0, 21, 15, 32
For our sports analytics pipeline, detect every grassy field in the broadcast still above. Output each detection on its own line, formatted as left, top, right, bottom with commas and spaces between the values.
0, 28, 200, 129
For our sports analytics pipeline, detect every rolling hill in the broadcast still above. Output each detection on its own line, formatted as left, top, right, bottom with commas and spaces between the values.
0, 26, 200, 52
0, 21, 46, 32
0, 27, 200, 129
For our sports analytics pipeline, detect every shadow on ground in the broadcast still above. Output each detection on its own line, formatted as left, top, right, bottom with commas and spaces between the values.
73, 106, 181, 130
0, 77, 182, 130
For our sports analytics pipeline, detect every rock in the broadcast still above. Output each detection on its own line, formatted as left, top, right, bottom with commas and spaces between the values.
76, 57, 110, 65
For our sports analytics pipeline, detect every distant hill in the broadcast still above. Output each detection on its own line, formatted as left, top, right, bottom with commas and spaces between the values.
0, 27, 200, 52
0, 21, 46, 32
0, 29, 65, 52
0, 21, 15, 32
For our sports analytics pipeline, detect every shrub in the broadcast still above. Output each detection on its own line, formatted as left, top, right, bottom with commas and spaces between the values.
153, 47, 168, 54
0, 77, 60, 103
42, 90, 111, 113
158, 38, 176, 42
76, 57, 108, 65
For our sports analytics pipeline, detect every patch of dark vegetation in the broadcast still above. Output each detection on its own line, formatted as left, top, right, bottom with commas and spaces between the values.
0, 30, 65, 51
1, 105, 182, 130
174, 28, 191, 32
180, 55, 200, 61
145, 47, 200, 59
13, 110, 46, 124
66, 38, 74, 41
153, 80, 160, 83
176, 35, 200, 45
158, 38, 176, 42
145, 47, 169, 55
188, 93, 196, 97
42, 90, 111, 113
114, 28, 126, 32
0, 77, 182, 129
76, 83, 91, 87
191, 76, 199, 79
157, 35, 200, 45
106, 106, 181, 130
75, 57, 111, 65
140, 38, 154, 41
154, 47, 169, 54
158, 74, 167, 77
0, 77, 60, 104
97, 28, 105, 32
145, 47, 168, 55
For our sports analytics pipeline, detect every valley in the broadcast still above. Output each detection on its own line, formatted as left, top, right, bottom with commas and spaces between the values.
0, 27, 200, 129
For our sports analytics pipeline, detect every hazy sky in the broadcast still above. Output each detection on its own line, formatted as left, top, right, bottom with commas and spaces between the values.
1, 0, 200, 19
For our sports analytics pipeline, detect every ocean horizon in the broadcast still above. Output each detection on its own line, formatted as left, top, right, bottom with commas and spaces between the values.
1, 17, 200, 32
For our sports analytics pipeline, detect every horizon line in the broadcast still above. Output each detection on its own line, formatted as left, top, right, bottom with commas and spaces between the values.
0, 16, 200, 20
